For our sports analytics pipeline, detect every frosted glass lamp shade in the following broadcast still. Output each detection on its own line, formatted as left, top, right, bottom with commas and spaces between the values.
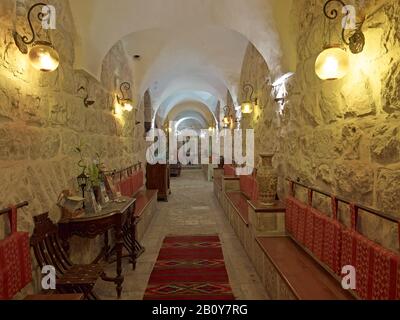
28, 41, 59, 72
315, 47, 349, 80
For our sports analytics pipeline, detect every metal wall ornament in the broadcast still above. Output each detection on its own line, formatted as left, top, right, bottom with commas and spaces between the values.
223, 105, 234, 128
13, 2, 60, 72
241, 84, 256, 114
323, 0, 366, 54
117, 82, 134, 112
77, 86, 95, 107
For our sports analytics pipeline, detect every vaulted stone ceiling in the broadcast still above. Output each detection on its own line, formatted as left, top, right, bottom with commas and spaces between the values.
68, 0, 296, 128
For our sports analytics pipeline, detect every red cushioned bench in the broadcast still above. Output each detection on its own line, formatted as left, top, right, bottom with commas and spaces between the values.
115, 167, 158, 242
256, 181, 400, 300
225, 174, 258, 226
256, 237, 353, 300
223, 174, 260, 250
213, 164, 238, 204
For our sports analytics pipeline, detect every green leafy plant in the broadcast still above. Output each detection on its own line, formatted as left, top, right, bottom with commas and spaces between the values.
88, 163, 101, 187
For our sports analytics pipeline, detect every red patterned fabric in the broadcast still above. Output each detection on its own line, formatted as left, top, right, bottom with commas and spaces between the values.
144, 235, 235, 300
285, 197, 308, 245
296, 203, 307, 245
311, 208, 325, 261
285, 196, 299, 236
370, 243, 399, 300
321, 217, 342, 275
0, 206, 32, 300
129, 172, 138, 195
239, 175, 258, 201
340, 228, 355, 270
306, 207, 342, 274
285, 196, 295, 233
136, 170, 144, 192
223, 165, 236, 176
118, 178, 132, 197
304, 208, 314, 251
341, 228, 400, 300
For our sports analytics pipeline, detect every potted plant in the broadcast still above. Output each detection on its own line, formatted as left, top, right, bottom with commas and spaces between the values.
88, 163, 101, 202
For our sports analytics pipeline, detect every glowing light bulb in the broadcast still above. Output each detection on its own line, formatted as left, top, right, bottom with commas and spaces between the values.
123, 103, 133, 112
241, 102, 254, 114
29, 41, 59, 72
315, 46, 349, 80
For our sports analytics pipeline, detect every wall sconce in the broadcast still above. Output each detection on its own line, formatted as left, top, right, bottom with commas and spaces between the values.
241, 84, 256, 114
315, 45, 349, 80
117, 82, 134, 112
223, 106, 233, 128
324, 0, 365, 54
315, 0, 365, 80
77, 86, 95, 107
13, 3, 60, 72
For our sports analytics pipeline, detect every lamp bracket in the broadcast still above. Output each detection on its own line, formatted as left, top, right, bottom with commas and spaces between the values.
78, 86, 95, 108
323, 0, 365, 54
242, 84, 254, 101
119, 82, 131, 101
13, 2, 48, 54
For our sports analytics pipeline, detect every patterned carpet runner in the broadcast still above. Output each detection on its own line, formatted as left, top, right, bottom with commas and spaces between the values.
143, 235, 235, 300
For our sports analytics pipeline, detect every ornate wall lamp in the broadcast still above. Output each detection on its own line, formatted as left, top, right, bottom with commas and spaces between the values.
315, 0, 365, 80
223, 105, 234, 128
77, 86, 95, 108
13, 3, 60, 72
241, 84, 257, 114
117, 82, 134, 112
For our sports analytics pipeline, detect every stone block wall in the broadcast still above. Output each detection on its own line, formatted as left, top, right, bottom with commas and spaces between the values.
0, 0, 146, 295
239, 0, 400, 252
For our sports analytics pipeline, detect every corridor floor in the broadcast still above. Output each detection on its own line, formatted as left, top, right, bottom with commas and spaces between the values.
96, 169, 269, 300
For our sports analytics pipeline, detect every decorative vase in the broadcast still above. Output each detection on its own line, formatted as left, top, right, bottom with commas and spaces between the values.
257, 153, 278, 206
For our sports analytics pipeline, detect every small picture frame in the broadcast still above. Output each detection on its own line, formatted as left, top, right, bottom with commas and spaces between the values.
85, 189, 99, 214
104, 175, 118, 199
99, 182, 110, 204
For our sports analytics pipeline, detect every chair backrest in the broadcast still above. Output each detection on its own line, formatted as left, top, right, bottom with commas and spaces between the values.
30, 213, 73, 276
223, 165, 236, 176
239, 175, 259, 201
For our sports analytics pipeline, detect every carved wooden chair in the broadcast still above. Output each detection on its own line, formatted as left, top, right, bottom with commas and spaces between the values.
30, 213, 106, 300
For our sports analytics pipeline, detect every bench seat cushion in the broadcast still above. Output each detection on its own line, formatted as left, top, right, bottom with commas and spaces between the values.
134, 190, 157, 218
226, 192, 249, 225
256, 236, 353, 300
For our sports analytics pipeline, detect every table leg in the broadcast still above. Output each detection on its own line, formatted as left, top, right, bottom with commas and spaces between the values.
104, 231, 110, 262
131, 218, 137, 270
115, 224, 124, 299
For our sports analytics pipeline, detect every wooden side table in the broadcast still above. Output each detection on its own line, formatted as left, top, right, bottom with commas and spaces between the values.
58, 197, 136, 298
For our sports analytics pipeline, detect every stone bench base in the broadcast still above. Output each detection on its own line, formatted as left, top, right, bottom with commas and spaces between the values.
134, 190, 158, 241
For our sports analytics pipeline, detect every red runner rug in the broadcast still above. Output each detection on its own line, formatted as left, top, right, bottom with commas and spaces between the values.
143, 235, 235, 300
